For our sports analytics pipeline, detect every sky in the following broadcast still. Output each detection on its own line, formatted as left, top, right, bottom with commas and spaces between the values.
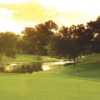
0, 0, 100, 33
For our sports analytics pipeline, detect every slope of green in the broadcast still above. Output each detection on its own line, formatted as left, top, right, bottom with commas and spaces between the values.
62, 53, 100, 79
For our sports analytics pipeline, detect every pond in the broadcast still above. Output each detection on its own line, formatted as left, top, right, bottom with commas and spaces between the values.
2, 60, 74, 73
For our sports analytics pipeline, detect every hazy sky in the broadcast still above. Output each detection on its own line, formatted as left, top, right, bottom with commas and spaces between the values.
0, 0, 100, 33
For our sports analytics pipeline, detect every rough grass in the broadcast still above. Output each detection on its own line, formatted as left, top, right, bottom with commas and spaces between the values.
0, 54, 100, 100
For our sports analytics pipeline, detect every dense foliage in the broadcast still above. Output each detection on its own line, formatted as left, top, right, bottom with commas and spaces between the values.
1, 17, 100, 62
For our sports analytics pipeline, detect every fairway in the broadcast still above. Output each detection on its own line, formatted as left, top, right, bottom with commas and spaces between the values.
0, 54, 100, 100
0, 72, 100, 100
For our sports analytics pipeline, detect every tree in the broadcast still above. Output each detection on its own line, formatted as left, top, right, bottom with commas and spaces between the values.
22, 20, 58, 55
0, 32, 17, 60
87, 17, 100, 53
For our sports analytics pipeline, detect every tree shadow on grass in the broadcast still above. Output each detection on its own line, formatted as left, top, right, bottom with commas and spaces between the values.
63, 63, 100, 80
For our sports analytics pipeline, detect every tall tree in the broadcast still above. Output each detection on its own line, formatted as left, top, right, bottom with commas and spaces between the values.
87, 17, 100, 53
22, 20, 58, 55
0, 32, 17, 59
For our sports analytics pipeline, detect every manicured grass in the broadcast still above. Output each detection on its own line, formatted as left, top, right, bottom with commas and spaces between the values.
62, 63, 100, 80
0, 54, 100, 100
0, 72, 100, 100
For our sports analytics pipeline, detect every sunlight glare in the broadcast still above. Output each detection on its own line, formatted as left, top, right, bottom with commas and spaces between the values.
0, 8, 22, 33
0, 0, 32, 4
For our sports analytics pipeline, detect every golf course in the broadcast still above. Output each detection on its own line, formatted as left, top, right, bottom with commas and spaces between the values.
0, 54, 100, 100
0, 5, 100, 100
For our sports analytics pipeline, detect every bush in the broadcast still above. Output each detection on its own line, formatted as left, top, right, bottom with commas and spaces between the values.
5, 62, 42, 73
0, 65, 4, 72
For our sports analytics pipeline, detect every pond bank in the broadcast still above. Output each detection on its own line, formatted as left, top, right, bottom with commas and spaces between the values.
42, 60, 74, 71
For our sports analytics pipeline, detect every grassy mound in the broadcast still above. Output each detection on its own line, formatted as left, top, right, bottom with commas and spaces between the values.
61, 53, 100, 80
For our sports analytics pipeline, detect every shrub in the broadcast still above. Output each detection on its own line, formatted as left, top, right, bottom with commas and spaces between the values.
5, 62, 42, 73
0, 65, 4, 72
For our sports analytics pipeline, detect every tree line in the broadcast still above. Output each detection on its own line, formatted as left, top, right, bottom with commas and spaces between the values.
1, 16, 100, 62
